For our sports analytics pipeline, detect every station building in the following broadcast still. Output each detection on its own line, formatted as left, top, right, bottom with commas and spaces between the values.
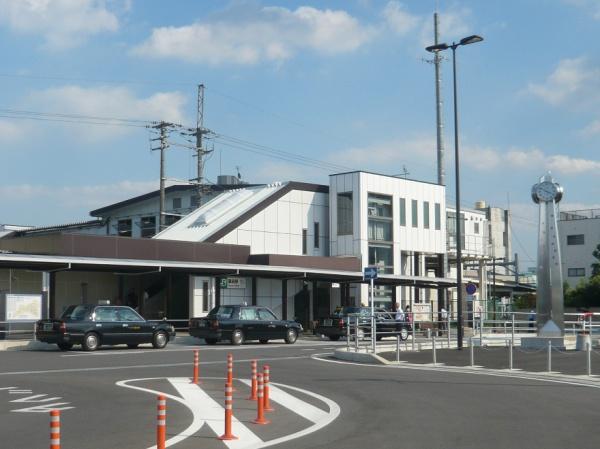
0, 171, 520, 329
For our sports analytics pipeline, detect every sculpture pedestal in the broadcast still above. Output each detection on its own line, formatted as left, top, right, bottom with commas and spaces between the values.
520, 336, 565, 350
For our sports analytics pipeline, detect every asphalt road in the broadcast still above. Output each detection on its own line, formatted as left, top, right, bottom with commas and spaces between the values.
1, 337, 600, 449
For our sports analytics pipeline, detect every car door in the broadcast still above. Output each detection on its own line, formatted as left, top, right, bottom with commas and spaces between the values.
238, 307, 260, 340
257, 308, 281, 339
117, 307, 152, 344
93, 307, 121, 344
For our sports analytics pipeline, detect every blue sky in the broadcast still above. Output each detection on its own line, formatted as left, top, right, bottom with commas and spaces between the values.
1, 0, 600, 269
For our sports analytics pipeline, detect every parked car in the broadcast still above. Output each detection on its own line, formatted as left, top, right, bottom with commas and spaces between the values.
315, 306, 409, 341
36, 304, 176, 351
188, 305, 303, 345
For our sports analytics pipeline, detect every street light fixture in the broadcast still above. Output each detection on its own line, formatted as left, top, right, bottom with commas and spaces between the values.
426, 34, 483, 350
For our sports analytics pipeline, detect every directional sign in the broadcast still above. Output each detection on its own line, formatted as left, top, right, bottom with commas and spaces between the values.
364, 267, 378, 280
466, 282, 477, 295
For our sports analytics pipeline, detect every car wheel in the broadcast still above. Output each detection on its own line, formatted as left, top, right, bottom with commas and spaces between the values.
230, 329, 244, 345
82, 332, 99, 351
127, 344, 139, 349
152, 331, 168, 349
57, 343, 73, 351
284, 328, 298, 344
204, 338, 218, 345
400, 327, 409, 341
259, 339, 269, 344
328, 335, 341, 341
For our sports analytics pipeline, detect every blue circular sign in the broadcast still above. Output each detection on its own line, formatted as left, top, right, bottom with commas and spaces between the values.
466, 283, 477, 295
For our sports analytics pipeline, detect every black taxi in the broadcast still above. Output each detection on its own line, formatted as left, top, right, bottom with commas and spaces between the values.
36, 304, 176, 351
189, 305, 303, 345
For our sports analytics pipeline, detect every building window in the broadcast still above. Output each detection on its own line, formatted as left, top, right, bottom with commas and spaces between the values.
302, 229, 307, 255
191, 195, 200, 208
165, 214, 180, 226
117, 219, 132, 237
399, 198, 406, 226
368, 244, 393, 274
140, 216, 156, 238
447, 211, 465, 250
423, 201, 430, 229
435, 203, 441, 230
337, 192, 353, 235
368, 194, 393, 242
567, 234, 585, 245
172, 197, 182, 209
368, 221, 392, 241
474, 222, 480, 234
368, 194, 393, 218
412, 200, 418, 228
568, 268, 585, 277
314, 222, 319, 249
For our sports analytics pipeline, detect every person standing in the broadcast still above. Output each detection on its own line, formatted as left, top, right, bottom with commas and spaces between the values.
405, 305, 413, 330
440, 307, 448, 331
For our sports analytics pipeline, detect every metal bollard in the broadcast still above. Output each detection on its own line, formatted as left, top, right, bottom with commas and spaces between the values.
346, 317, 350, 349
509, 339, 513, 370
432, 335, 437, 365
587, 342, 592, 376
547, 340, 552, 373
354, 319, 359, 352
447, 319, 451, 348
50, 410, 61, 449
396, 334, 400, 362
372, 316, 377, 353
469, 337, 474, 367
427, 328, 432, 340
511, 315, 515, 345
412, 324, 416, 351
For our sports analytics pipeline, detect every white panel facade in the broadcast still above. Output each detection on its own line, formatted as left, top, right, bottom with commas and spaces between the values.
559, 215, 600, 288
217, 189, 329, 256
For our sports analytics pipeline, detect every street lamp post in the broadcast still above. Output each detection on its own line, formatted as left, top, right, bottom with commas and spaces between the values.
426, 35, 483, 350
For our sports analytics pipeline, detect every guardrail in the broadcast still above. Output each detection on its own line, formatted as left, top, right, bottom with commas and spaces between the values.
344, 311, 600, 354
0, 321, 36, 341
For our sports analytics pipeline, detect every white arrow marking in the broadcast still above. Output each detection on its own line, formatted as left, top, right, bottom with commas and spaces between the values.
168, 377, 263, 448
12, 402, 74, 413
239, 379, 328, 424
10, 394, 62, 403
117, 377, 340, 449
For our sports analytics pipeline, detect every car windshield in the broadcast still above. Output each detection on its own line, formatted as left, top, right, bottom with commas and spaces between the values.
208, 306, 235, 319
60, 304, 95, 321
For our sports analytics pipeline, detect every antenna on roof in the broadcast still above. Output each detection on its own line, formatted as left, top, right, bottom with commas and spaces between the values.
236, 165, 242, 180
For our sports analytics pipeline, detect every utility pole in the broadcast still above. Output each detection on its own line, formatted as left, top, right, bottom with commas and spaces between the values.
191, 84, 212, 207
151, 121, 177, 232
433, 11, 446, 187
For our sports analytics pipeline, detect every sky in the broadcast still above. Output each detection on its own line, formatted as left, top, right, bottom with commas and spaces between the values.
1, 0, 600, 270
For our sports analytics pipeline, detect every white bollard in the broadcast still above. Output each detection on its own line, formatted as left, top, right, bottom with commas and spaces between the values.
547, 340, 552, 373
396, 335, 400, 363
587, 341, 592, 376
432, 335, 437, 365
470, 337, 474, 367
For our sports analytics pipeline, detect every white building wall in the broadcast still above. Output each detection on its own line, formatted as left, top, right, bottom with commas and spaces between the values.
559, 217, 600, 288
217, 190, 329, 256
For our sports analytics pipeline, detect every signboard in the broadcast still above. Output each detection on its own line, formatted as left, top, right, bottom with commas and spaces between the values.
363, 267, 378, 280
466, 282, 477, 295
3, 294, 42, 321
220, 278, 246, 289
331, 283, 340, 288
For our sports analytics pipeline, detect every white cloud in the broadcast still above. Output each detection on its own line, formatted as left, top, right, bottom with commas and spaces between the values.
133, 5, 375, 65
0, 179, 175, 214
0, 120, 28, 143
546, 154, 600, 174
382, 1, 420, 35
578, 119, 600, 137
0, 0, 120, 49
334, 136, 436, 166
23, 85, 188, 140
527, 57, 599, 105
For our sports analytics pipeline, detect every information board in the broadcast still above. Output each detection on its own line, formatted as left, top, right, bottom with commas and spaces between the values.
3, 294, 42, 321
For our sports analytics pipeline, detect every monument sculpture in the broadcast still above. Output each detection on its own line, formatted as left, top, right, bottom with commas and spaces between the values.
522, 173, 565, 348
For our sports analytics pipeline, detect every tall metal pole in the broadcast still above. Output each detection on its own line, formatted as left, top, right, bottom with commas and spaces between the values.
196, 84, 205, 205
434, 12, 445, 187
452, 45, 464, 350
159, 123, 167, 232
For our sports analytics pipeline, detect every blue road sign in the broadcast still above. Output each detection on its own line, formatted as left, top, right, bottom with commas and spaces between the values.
364, 266, 378, 280
466, 282, 477, 295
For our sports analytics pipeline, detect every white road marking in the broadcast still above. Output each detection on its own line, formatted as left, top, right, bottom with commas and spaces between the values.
9, 390, 33, 394
0, 387, 17, 391
117, 376, 340, 449
239, 379, 328, 424
12, 402, 75, 413
0, 355, 309, 377
10, 394, 62, 403
169, 377, 263, 448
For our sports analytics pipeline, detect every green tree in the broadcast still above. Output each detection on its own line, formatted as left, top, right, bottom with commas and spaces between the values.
592, 243, 600, 277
